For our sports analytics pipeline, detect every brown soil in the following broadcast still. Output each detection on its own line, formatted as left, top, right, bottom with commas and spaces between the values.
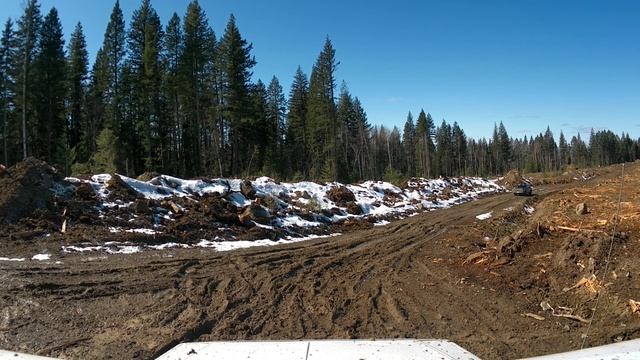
1, 162, 639, 359
499, 169, 523, 187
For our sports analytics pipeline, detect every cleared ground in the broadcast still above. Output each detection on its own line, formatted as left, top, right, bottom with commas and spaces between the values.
1, 163, 639, 359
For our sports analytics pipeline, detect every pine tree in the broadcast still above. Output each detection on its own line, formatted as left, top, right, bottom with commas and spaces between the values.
180, 0, 215, 176
0, 19, 17, 165
352, 97, 370, 179
16, 0, 41, 159
285, 66, 309, 178
128, 0, 164, 173
452, 121, 467, 175
307, 37, 338, 180
401, 112, 415, 176
414, 110, 434, 177
218, 14, 255, 176
336, 82, 355, 181
558, 131, 568, 167
102, 0, 125, 169
434, 119, 453, 176
66, 22, 89, 162
163, 13, 182, 175
33, 7, 66, 168
264, 76, 286, 177
84, 47, 109, 164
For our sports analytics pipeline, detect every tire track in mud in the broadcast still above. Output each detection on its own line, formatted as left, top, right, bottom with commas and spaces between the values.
1, 189, 554, 359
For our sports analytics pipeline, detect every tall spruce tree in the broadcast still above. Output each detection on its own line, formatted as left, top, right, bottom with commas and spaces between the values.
307, 37, 338, 180
401, 112, 415, 176
452, 121, 467, 175
218, 14, 255, 176
163, 13, 182, 175
83, 47, 109, 167
180, 0, 215, 176
0, 19, 17, 165
16, 0, 41, 159
285, 66, 309, 177
336, 82, 355, 181
66, 22, 89, 162
102, 0, 125, 170
352, 97, 370, 179
264, 76, 286, 176
414, 110, 434, 177
128, 0, 165, 173
34, 7, 66, 168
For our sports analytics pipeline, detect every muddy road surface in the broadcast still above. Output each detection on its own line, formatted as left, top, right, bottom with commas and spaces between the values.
2, 170, 639, 359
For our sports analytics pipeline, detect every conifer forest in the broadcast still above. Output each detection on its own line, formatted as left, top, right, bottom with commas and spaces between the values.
1, 0, 637, 182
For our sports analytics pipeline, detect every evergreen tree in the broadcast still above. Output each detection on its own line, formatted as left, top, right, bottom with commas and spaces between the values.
352, 97, 370, 179
180, 0, 215, 176
66, 22, 89, 161
307, 37, 338, 180
264, 76, 286, 176
93, 124, 117, 173
127, 0, 165, 173
0, 19, 17, 165
101, 0, 126, 171
285, 66, 309, 177
33, 7, 66, 168
558, 131, 568, 167
218, 14, 255, 176
434, 119, 452, 176
247, 79, 268, 175
401, 112, 415, 176
84, 47, 109, 164
162, 13, 182, 175
336, 82, 356, 181
452, 121, 467, 175
16, 0, 41, 159
414, 110, 434, 177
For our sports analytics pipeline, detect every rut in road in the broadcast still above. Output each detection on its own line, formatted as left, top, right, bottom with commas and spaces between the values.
1, 190, 544, 360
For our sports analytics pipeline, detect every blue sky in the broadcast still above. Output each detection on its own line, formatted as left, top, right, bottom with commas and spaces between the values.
4, 0, 640, 140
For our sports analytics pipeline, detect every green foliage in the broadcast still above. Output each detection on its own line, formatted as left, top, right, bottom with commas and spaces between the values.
70, 160, 91, 176
67, 22, 89, 161
93, 125, 117, 173
383, 167, 405, 186
33, 7, 66, 165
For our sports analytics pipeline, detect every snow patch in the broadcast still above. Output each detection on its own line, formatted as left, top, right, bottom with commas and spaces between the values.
0, 257, 26, 262
374, 220, 390, 226
476, 212, 493, 220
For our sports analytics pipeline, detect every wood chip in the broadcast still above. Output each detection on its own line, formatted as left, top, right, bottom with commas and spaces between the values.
562, 275, 600, 294
629, 299, 640, 314
552, 313, 590, 323
522, 313, 545, 321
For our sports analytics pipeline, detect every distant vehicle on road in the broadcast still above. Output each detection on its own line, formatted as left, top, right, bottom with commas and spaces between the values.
513, 182, 533, 196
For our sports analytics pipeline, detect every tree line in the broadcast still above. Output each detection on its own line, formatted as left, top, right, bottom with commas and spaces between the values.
1, 0, 638, 182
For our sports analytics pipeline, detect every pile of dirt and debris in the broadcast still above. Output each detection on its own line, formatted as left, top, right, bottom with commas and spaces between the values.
1, 158, 507, 255
0, 157, 64, 225
498, 169, 524, 187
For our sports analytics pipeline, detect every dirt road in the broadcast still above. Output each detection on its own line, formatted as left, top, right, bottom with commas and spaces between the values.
1, 169, 639, 359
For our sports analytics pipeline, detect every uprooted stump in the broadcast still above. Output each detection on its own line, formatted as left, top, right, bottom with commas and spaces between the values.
326, 186, 356, 207
496, 230, 525, 258
241, 180, 257, 200
346, 201, 363, 215
239, 204, 271, 226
